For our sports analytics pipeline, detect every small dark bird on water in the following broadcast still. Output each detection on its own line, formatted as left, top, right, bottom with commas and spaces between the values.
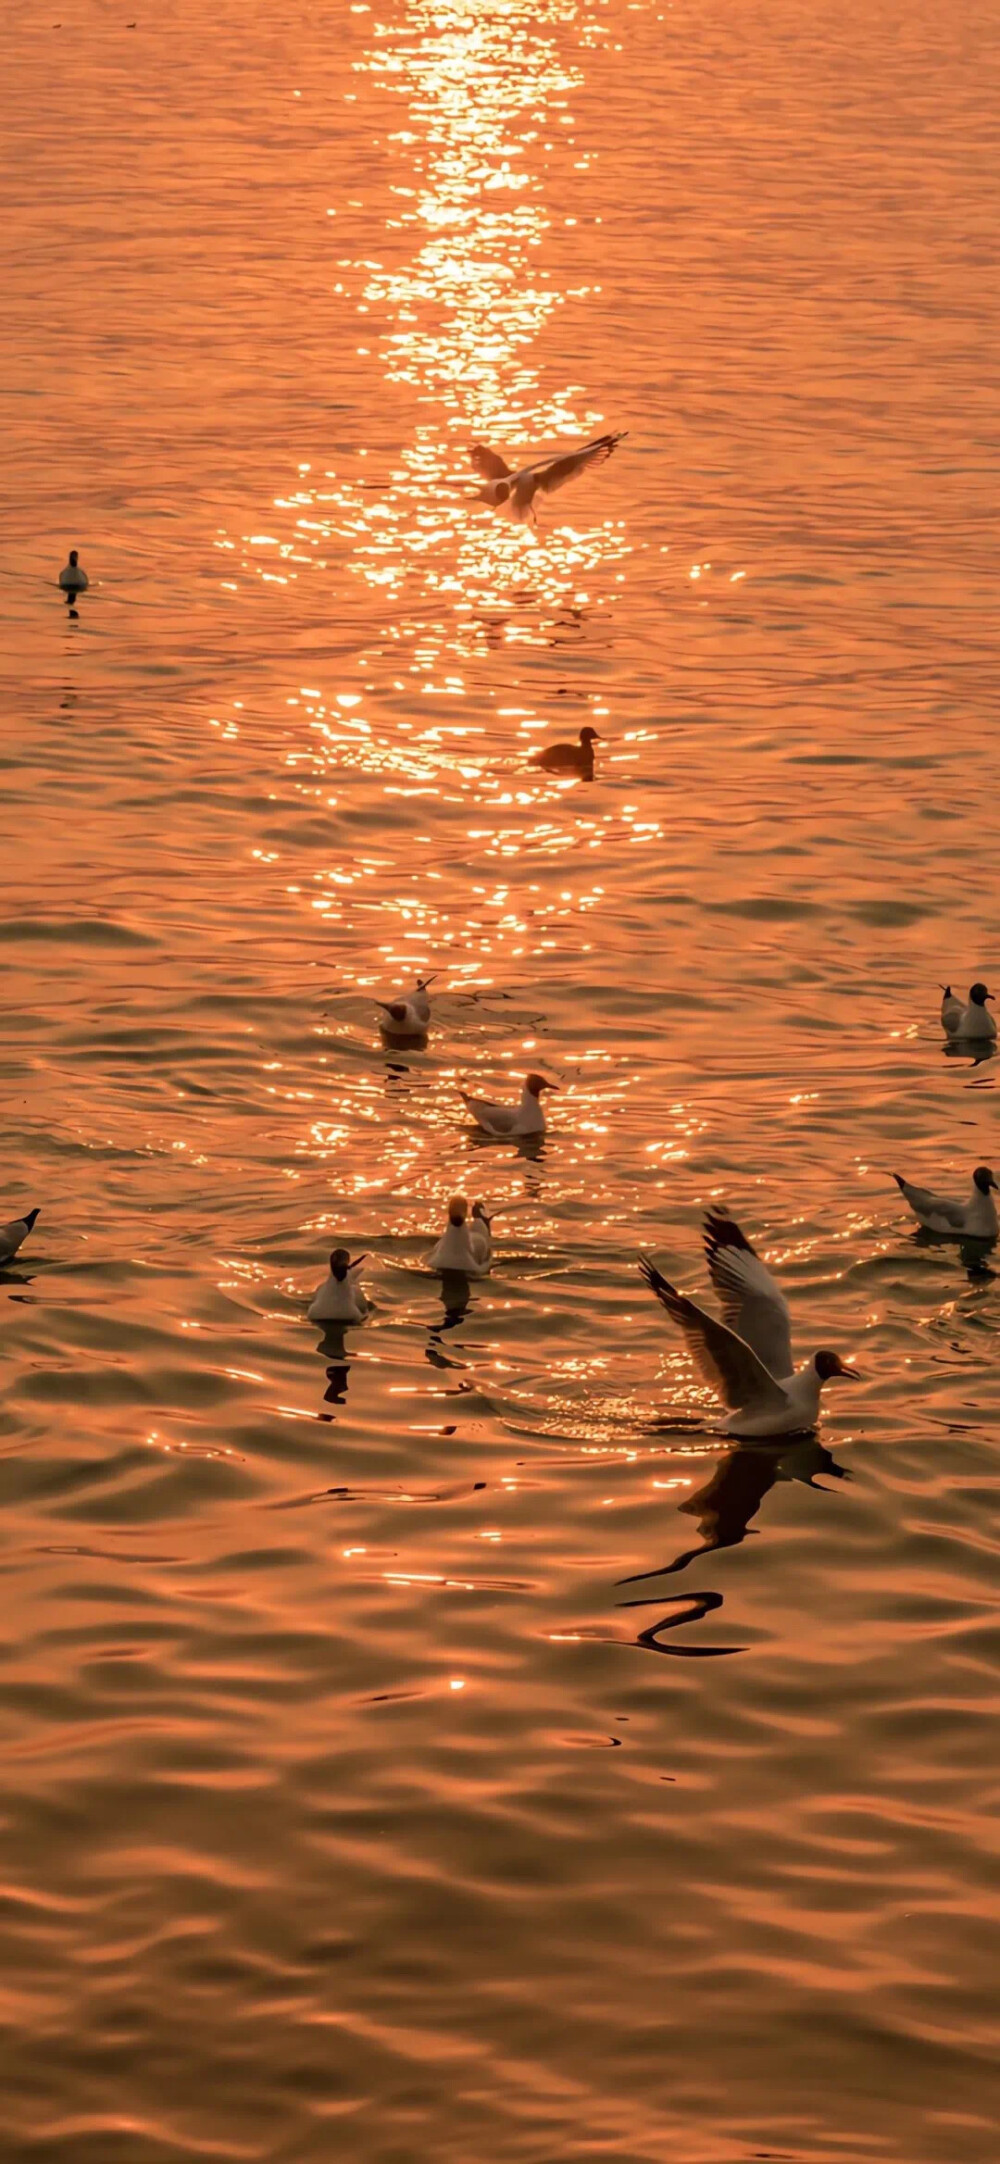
59, 550, 89, 609
529, 725, 601, 779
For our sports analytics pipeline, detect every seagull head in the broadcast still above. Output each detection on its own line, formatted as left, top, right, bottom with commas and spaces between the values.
813, 1350, 860, 1382
472, 1201, 492, 1227
330, 1248, 352, 1280
973, 1166, 998, 1194
579, 726, 601, 746
526, 1072, 557, 1098
448, 1194, 469, 1227
68, 550, 79, 568
969, 982, 993, 1005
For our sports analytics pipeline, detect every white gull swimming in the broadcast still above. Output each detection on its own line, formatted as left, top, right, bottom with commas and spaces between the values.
893, 1164, 998, 1240
426, 1196, 492, 1277
940, 981, 996, 1042
0, 1207, 40, 1265
460, 1071, 557, 1139
308, 1247, 372, 1324
375, 974, 435, 1039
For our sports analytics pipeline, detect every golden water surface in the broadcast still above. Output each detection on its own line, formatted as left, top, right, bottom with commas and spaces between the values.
2, 0, 999, 2157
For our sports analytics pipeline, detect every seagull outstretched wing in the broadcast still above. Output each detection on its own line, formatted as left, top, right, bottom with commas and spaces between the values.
637, 1255, 787, 1416
530, 430, 627, 497
470, 444, 513, 481
702, 1211, 794, 1377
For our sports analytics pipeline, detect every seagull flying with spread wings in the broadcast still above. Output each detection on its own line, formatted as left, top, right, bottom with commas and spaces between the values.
470, 431, 627, 526
638, 1210, 859, 1439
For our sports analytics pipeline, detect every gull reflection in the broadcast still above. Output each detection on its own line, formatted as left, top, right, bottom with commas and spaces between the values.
942, 1038, 995, 1067
430, 1270, 474, 1344
622, 1433, 849, 1581
315, 1330, 352, 1423
910, 1226, 997, 1282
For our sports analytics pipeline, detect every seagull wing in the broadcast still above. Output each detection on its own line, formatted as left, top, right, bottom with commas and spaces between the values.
461, 1092, 517, 1136
638, 1257, 788, 1415
894, 1176, 965, 1229
703, 1212, 794, 1375
470, 444, 512, 481
530, 430, 627, 498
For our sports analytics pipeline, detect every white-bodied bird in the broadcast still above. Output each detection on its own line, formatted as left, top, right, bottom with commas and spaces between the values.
375, 974, 435, 1038
0, 1207, 40, 1265
893, 1164, 998, 1241
426, 1196, 492, 1276
308, 1247, 371, 1324
471, 431, 627, 527
940, 982, 996, 1041
638, 1210, 859, 1439
461, 1070, 557, 1139
58, 550, 89, 597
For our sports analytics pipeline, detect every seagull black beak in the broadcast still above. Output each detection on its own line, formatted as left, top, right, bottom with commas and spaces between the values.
839, 1364, 861, 1380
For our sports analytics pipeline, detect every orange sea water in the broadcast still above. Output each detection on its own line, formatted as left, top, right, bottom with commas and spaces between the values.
2, 0, 999, 2157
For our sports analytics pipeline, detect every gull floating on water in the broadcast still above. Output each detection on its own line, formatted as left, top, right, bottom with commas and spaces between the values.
893, 1164, 998, 1240
58, 550, 88, 598
529, 726, 601, 779
470, 431, 627, 527
308, 1247, 371, 1324
461, 1071, 557, 1139
426, 1196, 492, 1276
940, 982, 996, 1042
638, 1210, 859, 1439
0, 1208, 40, 1265
375, 975, 435, 1039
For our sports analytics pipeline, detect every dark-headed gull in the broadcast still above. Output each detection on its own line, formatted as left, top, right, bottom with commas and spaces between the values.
893, 1164, 998, 1240
375, 975, 435, 1040
638, 1210, 859, 1439
470, 431, 627, 527
427, 1196, 492, 1276
0, 1207, 40, 1265
529, 726, 601, 779
308, 1248, 371, 1324
59, 551, 88, 598
940, 982, 996, 1042
461, 1071, 557, 1139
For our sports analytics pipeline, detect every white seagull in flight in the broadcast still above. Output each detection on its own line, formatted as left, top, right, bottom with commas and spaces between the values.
638, 1209, 859, 1439
470, 431, 627, 526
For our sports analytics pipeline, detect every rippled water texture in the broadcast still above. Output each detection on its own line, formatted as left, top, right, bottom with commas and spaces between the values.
3, 0, 1000, 2157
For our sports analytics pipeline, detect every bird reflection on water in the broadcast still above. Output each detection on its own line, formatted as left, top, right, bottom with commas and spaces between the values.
615, 1431, 850, 1656
314, 1326, 352, 1422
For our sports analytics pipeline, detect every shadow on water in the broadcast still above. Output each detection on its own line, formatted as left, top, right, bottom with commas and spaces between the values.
615, 1431, 850, 1657
315, 1326, 351, 1423
942, 1039, 995, 1068
911, 1226, 997, 1281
